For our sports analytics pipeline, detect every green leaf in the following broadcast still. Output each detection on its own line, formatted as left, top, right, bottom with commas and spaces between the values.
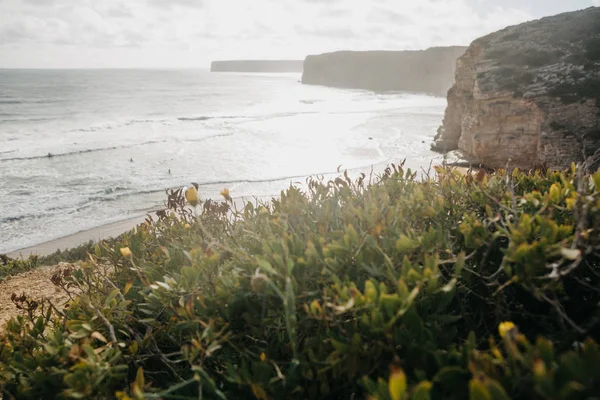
389, 367, 407, 400
484, 378, 510, 400
365, 280, 378, 302
549, 183, 561, 204
411, 381, 432, 400
135, 367, 145, 391
593, 171, 600, 192
396, 235, 417, 253
284, 277, 297, 359
257, 259, 280, 276
104, 289, 120, 306
469, 378, 492, 400
454, 252, 466, 277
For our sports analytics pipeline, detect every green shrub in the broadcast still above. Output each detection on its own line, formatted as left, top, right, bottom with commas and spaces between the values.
38, 241, 99, 266
1, 165, 600, 399
0, 255, 39, 282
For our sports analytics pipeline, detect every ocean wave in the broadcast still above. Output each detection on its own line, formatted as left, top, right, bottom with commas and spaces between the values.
74, 118, 167, 132
177, 116, 213, 121
177, 115, 249, 121
0, 100, 22, 105
0, 215, 29, 223
70, 115, 241, 132
0, 140, 168, 162
0, 117, 53, 123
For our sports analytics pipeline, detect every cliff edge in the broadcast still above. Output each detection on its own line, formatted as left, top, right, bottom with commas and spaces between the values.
301, 47, 467, 96
432, 7, 600, 170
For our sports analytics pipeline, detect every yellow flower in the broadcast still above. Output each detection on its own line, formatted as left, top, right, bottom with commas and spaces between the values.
498, 321, 517, 339
310, 299, 322, 315
120, 247, 132, 258
260, 352, 267, 362
220, 188, 231, 201
185, 186, 199, 207
533, 359, 547, 379
184, 223, 191, 229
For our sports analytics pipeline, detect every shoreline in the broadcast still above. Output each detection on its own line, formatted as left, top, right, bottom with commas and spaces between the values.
6, 215, 149, 259
5, 195, 271, 259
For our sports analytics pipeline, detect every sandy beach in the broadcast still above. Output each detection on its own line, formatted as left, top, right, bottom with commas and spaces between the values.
5, 215, 148, 259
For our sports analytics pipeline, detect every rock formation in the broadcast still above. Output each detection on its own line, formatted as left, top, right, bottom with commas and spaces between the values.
211, 60, 304, 73
432, 7, 600, 170
301, 47, 467, 96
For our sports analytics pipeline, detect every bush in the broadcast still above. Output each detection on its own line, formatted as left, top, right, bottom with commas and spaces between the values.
38, 241, 99, 266
1, 165, 600, 399
0, 255, 39, 282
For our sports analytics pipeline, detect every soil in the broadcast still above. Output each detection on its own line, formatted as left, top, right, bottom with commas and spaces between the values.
0, 263, 73, 335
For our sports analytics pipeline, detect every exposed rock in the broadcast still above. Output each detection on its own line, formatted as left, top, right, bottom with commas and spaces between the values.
301, 47, 467, 96
433, 7, 600, 170
211, 60, 304, 73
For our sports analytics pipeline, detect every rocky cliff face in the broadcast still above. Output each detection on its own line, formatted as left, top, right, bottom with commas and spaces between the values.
211, 60, 304, 73
302, 47, 467, 96
433, 7, 600, 170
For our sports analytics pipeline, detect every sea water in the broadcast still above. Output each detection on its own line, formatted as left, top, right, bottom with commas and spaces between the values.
0, 69, 447, 253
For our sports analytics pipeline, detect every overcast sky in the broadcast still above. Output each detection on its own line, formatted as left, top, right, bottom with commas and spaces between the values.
0, 0, 597, 68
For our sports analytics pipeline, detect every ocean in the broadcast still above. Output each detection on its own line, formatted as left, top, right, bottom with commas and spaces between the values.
0, 69, 448, 254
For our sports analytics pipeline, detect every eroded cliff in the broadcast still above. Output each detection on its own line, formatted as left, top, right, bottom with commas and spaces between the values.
433, 7, 600, 170
302, 47, 467, 96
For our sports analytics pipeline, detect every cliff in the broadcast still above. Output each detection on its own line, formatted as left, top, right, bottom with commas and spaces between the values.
301, 47, 467, 96
432, 7, 600, 170
211, 60, 304, 73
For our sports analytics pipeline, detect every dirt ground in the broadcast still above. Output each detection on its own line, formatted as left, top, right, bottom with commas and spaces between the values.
0, 263, 73, 334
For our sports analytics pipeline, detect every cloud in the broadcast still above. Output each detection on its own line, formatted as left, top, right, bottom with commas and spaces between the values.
106, 6, 134, 19
22, 0, 56, 5
0, 0, 592, 68
146, 0, 205, 9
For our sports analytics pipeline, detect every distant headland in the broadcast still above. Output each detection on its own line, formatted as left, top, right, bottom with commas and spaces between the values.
210, 60, 304, 73
301, 46, 467, 96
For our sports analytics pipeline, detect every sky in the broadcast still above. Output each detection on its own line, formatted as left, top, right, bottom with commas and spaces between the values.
0, 0, 597, 68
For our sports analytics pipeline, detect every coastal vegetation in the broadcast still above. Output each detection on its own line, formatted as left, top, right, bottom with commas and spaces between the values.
1, 164, 600, 399
0, 255, 39, 283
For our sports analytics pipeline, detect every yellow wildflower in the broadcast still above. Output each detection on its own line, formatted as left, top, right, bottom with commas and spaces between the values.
120, 247, 132, 258
185, 186, 199, 207
260, 352, 267, 362
184, 223, 191, 229
498, 321, 517, 339
533, 359, 547, 379
310, 299, 322, 314
220, 188, 231, 201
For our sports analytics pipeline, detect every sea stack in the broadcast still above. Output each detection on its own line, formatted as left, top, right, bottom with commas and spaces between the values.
301, 46, 467, 96
432, 7, 600, 170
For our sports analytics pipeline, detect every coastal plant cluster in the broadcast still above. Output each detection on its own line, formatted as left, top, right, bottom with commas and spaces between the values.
0, 255, 39, 282
1, 164, 600, 399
